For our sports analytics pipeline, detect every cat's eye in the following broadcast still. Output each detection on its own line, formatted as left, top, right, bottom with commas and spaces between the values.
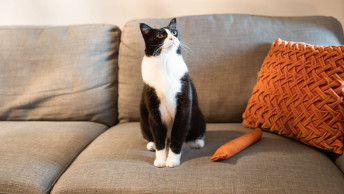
171, 30, 177, 36
156, 33, 164, 38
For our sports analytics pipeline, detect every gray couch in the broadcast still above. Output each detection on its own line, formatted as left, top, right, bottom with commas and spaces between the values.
0, 14, 343, 194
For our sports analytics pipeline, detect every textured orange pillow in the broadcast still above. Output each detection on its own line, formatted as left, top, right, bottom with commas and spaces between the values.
242, 39, 344, 154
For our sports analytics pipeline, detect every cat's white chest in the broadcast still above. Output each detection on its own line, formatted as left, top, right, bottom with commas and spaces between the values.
142, 54, 188, 130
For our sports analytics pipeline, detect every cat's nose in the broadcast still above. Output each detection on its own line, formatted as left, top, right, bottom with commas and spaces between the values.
169, 37, 173, 40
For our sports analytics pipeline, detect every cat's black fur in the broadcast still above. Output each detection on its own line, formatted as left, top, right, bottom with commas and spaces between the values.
139, 18, 206, 158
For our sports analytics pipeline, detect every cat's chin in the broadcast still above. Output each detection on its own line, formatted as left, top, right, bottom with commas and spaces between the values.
165, 41, 178, 48
163, 44, 179, 53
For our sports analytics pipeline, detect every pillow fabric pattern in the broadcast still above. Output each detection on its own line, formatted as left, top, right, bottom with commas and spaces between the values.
242, 39, 344, 154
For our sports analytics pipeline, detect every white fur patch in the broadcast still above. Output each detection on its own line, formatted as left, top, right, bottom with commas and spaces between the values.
154, 149, 167, 168
141, 29, 188, 130
195, 138, 205, 148
146, 142, 156, 151
166, 148, 181, 168
184, 138, 205, 149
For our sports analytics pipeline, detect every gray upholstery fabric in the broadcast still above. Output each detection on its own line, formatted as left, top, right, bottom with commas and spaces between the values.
117, 14, 344, 123
51, 123, 344, 194
0, 25, 121, 126
334, 154, 344, 173
0, 121, 107, 194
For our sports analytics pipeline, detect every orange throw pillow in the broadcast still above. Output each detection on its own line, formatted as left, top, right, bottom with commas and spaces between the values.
242, 39, 344, 154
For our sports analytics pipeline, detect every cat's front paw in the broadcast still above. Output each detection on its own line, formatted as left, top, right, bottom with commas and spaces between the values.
154, 159, 166, 168
147, 142, 156, 151
166, 158, 180, 168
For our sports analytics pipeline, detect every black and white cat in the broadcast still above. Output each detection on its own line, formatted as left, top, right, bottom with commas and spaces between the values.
139, 18, 206, 168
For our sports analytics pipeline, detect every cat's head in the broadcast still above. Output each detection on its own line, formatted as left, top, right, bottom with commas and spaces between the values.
140, 18, 181, 57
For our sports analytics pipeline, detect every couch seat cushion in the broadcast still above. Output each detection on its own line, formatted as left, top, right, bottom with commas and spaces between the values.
0, 121, 107, 194
334, 154, 344, 173
51, 123, 344, 194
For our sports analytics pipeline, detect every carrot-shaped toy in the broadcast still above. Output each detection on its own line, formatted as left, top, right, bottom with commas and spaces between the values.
211, 128, 263, 161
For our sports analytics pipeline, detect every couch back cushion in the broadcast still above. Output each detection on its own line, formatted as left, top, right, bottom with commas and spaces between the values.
118, 14, 344, 123
0, 25, 121, 126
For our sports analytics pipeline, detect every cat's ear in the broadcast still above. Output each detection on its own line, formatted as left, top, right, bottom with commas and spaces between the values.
140, 23, 152, 37
168, 18, 177, 29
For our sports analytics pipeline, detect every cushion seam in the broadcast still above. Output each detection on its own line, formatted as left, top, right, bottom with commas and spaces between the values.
43, 126, 109, 194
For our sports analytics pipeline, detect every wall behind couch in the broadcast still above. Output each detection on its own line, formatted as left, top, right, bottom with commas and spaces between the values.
0, 0, 343, 29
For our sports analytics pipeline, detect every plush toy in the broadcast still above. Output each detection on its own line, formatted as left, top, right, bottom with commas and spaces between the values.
211, 128, 263, 161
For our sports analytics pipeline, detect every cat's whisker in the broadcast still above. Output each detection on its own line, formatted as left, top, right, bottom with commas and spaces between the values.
179, 41, 194, 55
183, 45, 193, 54
180, 41, 191, 48
180, 44, 193, 55
153, 45, 163, 56
180, 46, 191, 55
181, 42, 193, 53
156, 47, 162, 55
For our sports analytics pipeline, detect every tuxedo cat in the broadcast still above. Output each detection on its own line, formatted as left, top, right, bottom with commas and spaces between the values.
139, 18, 206, 168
